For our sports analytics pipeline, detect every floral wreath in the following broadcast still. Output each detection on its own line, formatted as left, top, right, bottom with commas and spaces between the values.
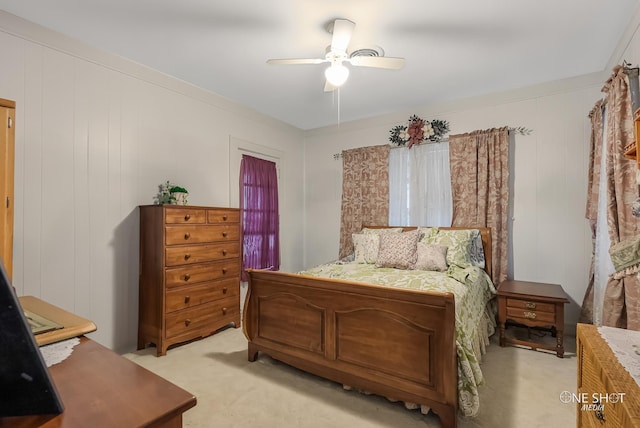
389, 115, 450, 148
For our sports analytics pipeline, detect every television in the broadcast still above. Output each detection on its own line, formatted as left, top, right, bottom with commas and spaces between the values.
0, 261, 64, 416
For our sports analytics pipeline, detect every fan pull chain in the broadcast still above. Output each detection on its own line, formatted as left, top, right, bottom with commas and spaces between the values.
337, 88, 341, 125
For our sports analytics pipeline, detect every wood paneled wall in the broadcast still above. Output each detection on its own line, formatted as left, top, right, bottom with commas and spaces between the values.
0, 13, 305, 352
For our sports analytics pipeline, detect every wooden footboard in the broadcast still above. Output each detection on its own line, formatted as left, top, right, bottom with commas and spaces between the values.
243, 269, 458, 428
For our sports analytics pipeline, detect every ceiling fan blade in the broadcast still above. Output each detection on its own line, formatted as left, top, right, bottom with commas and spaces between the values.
349, 56, 405, 70
324, 80, 337, 92
330, 19, 355, 54
267, 58, 325, 65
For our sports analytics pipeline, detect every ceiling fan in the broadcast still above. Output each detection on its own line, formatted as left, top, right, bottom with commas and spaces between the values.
267, 18, 405, 92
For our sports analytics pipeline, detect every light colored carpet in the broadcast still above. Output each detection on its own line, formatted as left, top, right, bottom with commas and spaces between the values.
124, 326, 576, 428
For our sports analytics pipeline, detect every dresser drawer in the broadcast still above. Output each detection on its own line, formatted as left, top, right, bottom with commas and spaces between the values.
164, 208, 206, 224
207, 209, 240, 224
165, 279, 239, 312
506, 298, 555, 313
165, 296, 239, 339
165, 260, 241, 287
578, 343, 624, 427
165, 242, 240, 266
577, 388, 625, 427
165, 225, 239, 245
506, 307, 555, 324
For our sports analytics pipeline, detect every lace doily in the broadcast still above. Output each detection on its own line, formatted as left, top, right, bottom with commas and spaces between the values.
40, 337, 81, 367
598, 326, 640, 387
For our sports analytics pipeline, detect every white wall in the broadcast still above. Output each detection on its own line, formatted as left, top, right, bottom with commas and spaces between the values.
3, 8, 640, 351
303, 76, 608, 334
0, 12, 305, 353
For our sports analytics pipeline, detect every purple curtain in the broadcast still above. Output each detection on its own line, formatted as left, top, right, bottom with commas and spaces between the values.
239, 155, 280, 280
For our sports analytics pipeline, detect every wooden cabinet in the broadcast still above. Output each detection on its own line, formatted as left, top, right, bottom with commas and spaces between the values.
577, 323, 640, 427
138, 205, 241, 356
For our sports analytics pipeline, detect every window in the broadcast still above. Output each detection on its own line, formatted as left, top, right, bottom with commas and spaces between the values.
388, 142, 452, 227
239, 155, 280, 279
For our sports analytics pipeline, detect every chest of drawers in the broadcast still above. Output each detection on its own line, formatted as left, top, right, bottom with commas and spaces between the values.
577, 323, 640, 427
138, 205, 241, 356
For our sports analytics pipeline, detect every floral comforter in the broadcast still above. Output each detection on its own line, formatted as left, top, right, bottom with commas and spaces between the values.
299, 262, 497, 417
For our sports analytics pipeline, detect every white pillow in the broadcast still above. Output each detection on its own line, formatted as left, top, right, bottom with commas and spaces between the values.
352, 233, 380, 264
414, 242, 448, 272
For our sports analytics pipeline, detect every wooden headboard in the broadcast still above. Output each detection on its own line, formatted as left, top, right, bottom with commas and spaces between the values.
362, 225, 492, 278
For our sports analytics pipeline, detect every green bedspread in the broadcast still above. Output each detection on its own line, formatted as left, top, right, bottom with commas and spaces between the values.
299, 262, 497, 417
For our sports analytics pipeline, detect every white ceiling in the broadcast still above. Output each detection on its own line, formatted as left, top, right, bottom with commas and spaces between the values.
0, 1, 638, 130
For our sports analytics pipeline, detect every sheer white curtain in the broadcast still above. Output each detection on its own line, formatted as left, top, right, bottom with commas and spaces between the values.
593, 108, 615, 326
389, 142, 452, 226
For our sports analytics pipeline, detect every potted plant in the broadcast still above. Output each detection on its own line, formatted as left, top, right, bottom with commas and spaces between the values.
155, 181, 189, 205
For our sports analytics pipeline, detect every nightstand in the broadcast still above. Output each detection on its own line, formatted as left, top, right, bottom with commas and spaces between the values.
497, 280, 570, 358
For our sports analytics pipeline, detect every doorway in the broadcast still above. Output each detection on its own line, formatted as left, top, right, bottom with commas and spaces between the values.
0, 98, 15, 280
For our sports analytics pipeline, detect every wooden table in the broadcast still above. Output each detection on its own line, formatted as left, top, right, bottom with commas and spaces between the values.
497, 280, 570, 358
0, 298, 197, 427
18, 296, 97, 346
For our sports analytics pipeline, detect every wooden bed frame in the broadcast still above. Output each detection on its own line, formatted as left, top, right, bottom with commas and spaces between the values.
242, 227, 492, 428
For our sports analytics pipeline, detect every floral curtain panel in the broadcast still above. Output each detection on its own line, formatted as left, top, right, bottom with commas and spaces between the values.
449, 127, 510, 285
599, 66, 640, 329
580, 99, 605, 324
339, 145, 390, 258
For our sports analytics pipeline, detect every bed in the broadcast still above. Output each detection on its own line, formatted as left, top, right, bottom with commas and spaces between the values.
242, 226, 496, 428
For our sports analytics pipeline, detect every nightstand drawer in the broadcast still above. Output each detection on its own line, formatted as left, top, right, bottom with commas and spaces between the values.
506, 307, 555, 324
506, 298, 555, 313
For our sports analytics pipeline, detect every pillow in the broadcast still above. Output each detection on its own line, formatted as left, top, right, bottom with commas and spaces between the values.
352, 233, 380, 264
417, 227, 435, 242
414, 243, 448, 272
360, 227, 404, 234
469, 231, 486, 268
375, 230, 420, 269
426, 228, 476, 269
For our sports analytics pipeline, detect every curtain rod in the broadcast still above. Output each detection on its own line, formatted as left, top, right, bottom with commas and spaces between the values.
332, 126, 532, 160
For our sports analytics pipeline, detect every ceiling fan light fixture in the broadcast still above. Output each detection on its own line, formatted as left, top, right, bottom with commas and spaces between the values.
325, 63, 349, 87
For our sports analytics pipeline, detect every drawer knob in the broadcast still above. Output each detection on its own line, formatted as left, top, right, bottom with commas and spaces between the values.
184, 233, 191, 240
525, 302, 536, 309
184, 214, 191, 221
222, 231, 228, 238
523, 311, 536, 319
222, 215, 228, 221
184, 273, 191, 281
185, 319, 191, 327
222, 307, 227, 315
222, 287, 227, 294
222, 268, 228, 274
184, 295, 190, 304
594, 399, 606, 422
184, 253, 191, 260
222, 249, 227, 256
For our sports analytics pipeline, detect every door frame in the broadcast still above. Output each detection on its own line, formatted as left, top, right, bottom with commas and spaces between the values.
0, 98, 16, 280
